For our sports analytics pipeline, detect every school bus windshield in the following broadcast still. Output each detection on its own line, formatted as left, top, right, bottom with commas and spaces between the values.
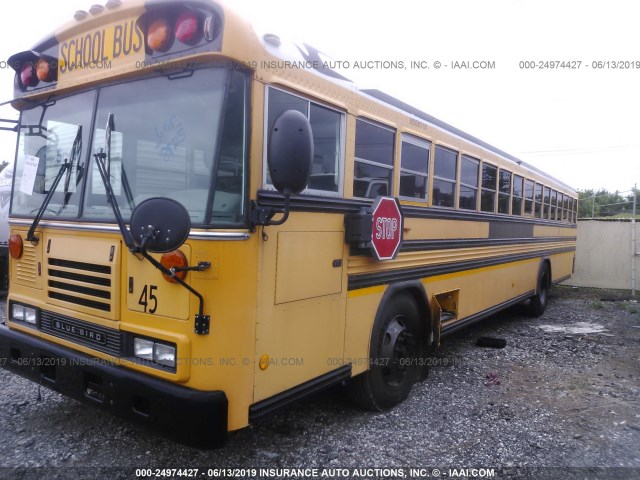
11, 66, 248, 226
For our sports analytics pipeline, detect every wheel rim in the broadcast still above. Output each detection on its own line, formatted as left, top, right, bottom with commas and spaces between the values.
379, 315, 415, 387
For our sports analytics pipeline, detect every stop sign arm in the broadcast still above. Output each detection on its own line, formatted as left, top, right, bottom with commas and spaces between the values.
344, 196, 404, 261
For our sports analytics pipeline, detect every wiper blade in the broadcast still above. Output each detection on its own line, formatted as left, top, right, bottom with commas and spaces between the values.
26, 160, 69, 243
93, 113, 134, 249
59, 124, 82, 212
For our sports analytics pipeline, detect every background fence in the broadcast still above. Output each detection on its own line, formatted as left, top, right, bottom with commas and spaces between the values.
564, 218, 639, 292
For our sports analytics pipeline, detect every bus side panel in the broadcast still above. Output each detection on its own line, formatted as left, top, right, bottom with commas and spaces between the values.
253, 212, 346, 402
549, 251, 575, 283
344, 286, 386, 376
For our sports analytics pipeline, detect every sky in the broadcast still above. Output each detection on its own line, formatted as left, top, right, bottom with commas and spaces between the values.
1, 0, 639, 193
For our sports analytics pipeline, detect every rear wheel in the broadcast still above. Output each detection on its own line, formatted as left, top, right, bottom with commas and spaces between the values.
347, 293, 424, 411
526, 263, 550, 317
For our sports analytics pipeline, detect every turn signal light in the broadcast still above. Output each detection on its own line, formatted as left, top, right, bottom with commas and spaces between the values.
160, 250, 188, 283
36, 58, 56, 82
147, 18, 172, 52
9, 234, 23, 259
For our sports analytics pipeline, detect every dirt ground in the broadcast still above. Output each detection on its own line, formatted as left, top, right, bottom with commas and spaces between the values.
0, 286, 639, 480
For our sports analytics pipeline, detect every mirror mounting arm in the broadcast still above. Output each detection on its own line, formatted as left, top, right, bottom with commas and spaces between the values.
137, 250, 210, 335
249, 194, 291, 232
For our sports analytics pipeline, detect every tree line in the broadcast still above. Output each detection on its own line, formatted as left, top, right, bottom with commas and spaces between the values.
578, 188, 639, 218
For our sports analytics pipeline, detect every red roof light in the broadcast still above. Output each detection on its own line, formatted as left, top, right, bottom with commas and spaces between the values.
175, 10, 201, 45
20, 64, 37, 88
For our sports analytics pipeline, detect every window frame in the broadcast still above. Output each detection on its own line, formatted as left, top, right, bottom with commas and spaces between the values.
480, 162, 498, 213
398, 133, 430, 202
263, 86, 346, 198
511, 174, 524, 216
534, 183, 543, 218
353, 117, 396, 199
550, 190, 558, 220
524, 179, 535, 216
498, 169, 512, 215
459, 154, 480, 211
432, 145, 458, 208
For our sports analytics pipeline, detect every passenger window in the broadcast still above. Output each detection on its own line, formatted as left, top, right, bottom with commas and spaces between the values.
266, 88, 344, 195
432, 146, 457, 208
524, 180, 535, 216
498, 170, 511, 214
399, 135, 430, 201
353, 119, 394, 198
512, 175, 524, 216
480, 163, 497, 213
459, 155, 479, 210
534, 184, 543, 218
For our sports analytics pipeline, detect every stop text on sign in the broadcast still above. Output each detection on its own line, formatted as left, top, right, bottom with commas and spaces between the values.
376, 217, 398, 240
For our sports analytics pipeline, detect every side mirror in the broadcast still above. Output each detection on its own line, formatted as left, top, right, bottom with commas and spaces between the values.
267, 109, 313, 195
130, 197, 191, 253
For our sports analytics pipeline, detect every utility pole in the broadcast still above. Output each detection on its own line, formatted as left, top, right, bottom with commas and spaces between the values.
633, 184, 637, 296
591, 192, 595, 218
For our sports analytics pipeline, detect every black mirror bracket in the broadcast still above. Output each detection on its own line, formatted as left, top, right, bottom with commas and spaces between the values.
249, 194, 291, 232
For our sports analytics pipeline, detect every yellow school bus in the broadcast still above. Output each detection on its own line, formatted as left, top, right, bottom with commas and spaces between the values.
0, 0, 576, 447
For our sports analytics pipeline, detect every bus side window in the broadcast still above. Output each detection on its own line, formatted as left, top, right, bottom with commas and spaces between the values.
353, 119, 394, 199
399, 134, 430, 201
480, 163, 497, 213
550, 190, 558, 220
498, 169, 512, 214
265, 87, 344, 195
459, 155, 479, 211
432, 146, 457, 208
534, 183, 543, 218
512, 175, 524, 216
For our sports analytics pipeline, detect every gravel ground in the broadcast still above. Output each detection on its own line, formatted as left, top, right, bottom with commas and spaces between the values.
1, 286, 639, 480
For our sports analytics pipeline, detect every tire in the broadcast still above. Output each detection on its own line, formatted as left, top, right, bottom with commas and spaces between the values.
525, 263, 550, 317
347, 293, 424, 411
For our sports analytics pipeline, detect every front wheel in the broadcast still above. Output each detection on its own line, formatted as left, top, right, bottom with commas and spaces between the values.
347, 293, 424, 411
525, 263, 550, 317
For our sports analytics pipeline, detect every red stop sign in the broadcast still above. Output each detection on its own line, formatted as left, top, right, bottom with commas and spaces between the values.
370, 197, 403, 261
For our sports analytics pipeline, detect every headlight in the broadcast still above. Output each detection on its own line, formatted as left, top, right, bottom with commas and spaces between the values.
153, 343, 176, 367
11, 303, 38, 325
133, 337, 176, 368
133, 338, 154, 360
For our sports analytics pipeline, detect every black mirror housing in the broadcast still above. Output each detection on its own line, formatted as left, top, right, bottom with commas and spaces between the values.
267, 109, 313, 195
130, 197, 191, 253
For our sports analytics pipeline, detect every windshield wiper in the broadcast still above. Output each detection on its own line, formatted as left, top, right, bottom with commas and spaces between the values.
59, 124, 82, 213
93, 113, 134, 248
26, 160, 70, 243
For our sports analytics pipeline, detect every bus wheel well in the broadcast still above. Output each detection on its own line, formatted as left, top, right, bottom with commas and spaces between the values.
379, 282, 431, 348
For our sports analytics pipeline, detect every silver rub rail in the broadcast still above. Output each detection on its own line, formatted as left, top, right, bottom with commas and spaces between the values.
9, 219, 251, 240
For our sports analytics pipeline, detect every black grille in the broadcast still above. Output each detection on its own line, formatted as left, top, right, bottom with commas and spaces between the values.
40, 311, 122, 356
47, 258, 112, 312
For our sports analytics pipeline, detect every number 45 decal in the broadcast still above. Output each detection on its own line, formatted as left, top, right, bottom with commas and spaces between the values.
138, 285, 158, 314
